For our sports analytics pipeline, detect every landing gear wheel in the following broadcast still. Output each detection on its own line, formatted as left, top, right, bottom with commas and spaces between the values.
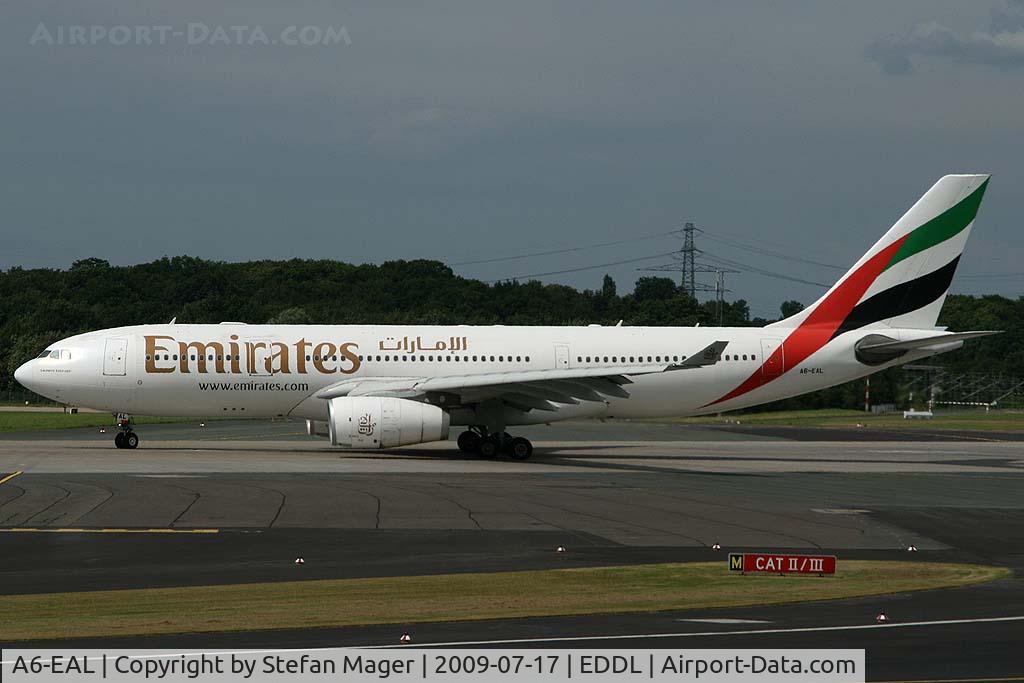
124, 432, 139, 449
457, 430, 481, 454
509, 437, 533, 460
477, 435, 501, 459
114, 432, 126, 449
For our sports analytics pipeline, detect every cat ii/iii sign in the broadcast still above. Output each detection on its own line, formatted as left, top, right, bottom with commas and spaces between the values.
729, 553, 836, 575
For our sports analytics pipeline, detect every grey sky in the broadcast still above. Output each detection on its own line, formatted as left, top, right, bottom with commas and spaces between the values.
2, 1, 1022, 318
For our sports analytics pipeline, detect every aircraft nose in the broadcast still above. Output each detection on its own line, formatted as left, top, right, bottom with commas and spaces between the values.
14, 361, 34, 389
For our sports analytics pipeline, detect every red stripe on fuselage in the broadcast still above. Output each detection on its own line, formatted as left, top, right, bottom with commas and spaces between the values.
706, 236, 908, 407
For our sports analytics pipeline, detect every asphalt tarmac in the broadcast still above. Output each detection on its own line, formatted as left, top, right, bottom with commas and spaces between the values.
2, 419, 1023, 681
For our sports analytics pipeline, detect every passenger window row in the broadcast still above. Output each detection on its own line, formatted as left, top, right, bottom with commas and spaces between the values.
576, 354, 684, 364
146, 354, 241, 362
146, 354, 533, 364
148, 352, 756, 366
358, 355, 530, 363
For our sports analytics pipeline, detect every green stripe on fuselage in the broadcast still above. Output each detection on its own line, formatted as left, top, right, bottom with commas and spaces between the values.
885, 179, 988, 271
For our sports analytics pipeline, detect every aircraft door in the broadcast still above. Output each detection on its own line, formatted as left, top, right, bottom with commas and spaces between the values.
554, 344, 570, 369
248, 339, 273, 376
760, 338, 785, 378
103, 338, 128, 376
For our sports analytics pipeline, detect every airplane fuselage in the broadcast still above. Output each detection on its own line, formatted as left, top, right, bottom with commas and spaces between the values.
18, 322, 940, 425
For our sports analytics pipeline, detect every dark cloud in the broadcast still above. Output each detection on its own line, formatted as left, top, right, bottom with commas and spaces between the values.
3, 1, 1024, 317
991, 0, 1024, 32
869, 2, 1024, 74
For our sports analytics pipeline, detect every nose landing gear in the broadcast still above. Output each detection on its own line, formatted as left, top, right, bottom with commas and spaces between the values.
113, 414, 139, 449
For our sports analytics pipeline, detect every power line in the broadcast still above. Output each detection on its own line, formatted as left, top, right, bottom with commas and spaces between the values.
475, 220, 845, 290
697, 232, 846, 271
452, 230, 678, 266
485, 243, 832, 289
483, 250, 677, 283
957, 272, 1024, 279
697, 225, 847, 264
701, 250, 832, 288
699, 227, 1018, 284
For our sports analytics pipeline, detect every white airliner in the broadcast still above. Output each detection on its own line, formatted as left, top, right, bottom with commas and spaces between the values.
15, 174, 997, 459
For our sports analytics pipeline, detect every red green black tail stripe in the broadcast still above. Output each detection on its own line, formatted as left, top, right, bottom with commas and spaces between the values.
829, 255, 961, 339
706, 235, 908, 406
705, 179, 987, 408
884, 180, 987, 270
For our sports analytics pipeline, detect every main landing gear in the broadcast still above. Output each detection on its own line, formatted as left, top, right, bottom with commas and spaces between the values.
113, 414, 139, 450
457, 428, 533, 460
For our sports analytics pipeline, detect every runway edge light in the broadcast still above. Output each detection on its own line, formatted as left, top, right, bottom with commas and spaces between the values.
294, 557, 305, 565
876, 612, 888, 623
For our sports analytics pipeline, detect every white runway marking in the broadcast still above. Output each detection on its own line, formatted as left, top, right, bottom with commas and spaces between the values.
2, 616, 1022, 665
133, 474, 206, 478
811, 508, 870, 515
677, 618, 772, 624
373, 614, 1024, 648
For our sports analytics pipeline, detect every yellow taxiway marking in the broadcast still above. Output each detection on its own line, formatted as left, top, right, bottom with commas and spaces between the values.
0, 527, 219, 534
0, 470, 23, 486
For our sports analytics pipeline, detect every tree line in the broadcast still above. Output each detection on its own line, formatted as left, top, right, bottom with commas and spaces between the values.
0, 256, 1015, 410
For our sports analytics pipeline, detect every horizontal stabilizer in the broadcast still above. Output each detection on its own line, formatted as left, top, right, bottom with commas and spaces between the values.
858, 330, 1001, 353
855, 330, 1000, 365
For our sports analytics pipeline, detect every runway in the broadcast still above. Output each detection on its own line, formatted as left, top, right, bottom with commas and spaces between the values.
2, 419, 1023, 680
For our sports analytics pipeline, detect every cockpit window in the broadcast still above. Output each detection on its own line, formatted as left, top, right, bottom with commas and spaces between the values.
37, 349, 53, 358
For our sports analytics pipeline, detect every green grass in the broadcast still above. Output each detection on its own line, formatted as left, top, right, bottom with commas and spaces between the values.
0, 561, 1007, 641
669, 408, 1024, 431
0, 412, 198, 433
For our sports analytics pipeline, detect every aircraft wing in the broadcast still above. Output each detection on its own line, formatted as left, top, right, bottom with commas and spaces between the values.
316, 340, 729, 410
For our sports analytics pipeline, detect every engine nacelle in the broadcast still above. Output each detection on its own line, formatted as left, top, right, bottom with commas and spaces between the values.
327, 396, 450, 448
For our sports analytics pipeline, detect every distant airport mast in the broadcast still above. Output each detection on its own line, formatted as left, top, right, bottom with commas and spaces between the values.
641, 222, 738, 324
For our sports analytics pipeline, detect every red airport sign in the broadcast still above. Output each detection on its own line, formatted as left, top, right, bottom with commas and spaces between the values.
729, 552, 836, 575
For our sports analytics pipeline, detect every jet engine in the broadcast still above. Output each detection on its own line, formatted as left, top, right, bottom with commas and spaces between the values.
326, 396, 450, 448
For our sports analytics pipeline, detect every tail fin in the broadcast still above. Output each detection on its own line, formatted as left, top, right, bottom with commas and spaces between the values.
770, 174, 989, 333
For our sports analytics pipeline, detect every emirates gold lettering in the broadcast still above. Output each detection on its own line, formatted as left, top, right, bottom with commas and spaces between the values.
228, 335, 241, 374
146, 335, 176, 374
296, 338, 311, 374
270, 342, 291, 374
313, 342, 337, 374
338, 342, 359, 374
249, 341, 268, 374
147, 336, 361, 376
178, 340, 226, 373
